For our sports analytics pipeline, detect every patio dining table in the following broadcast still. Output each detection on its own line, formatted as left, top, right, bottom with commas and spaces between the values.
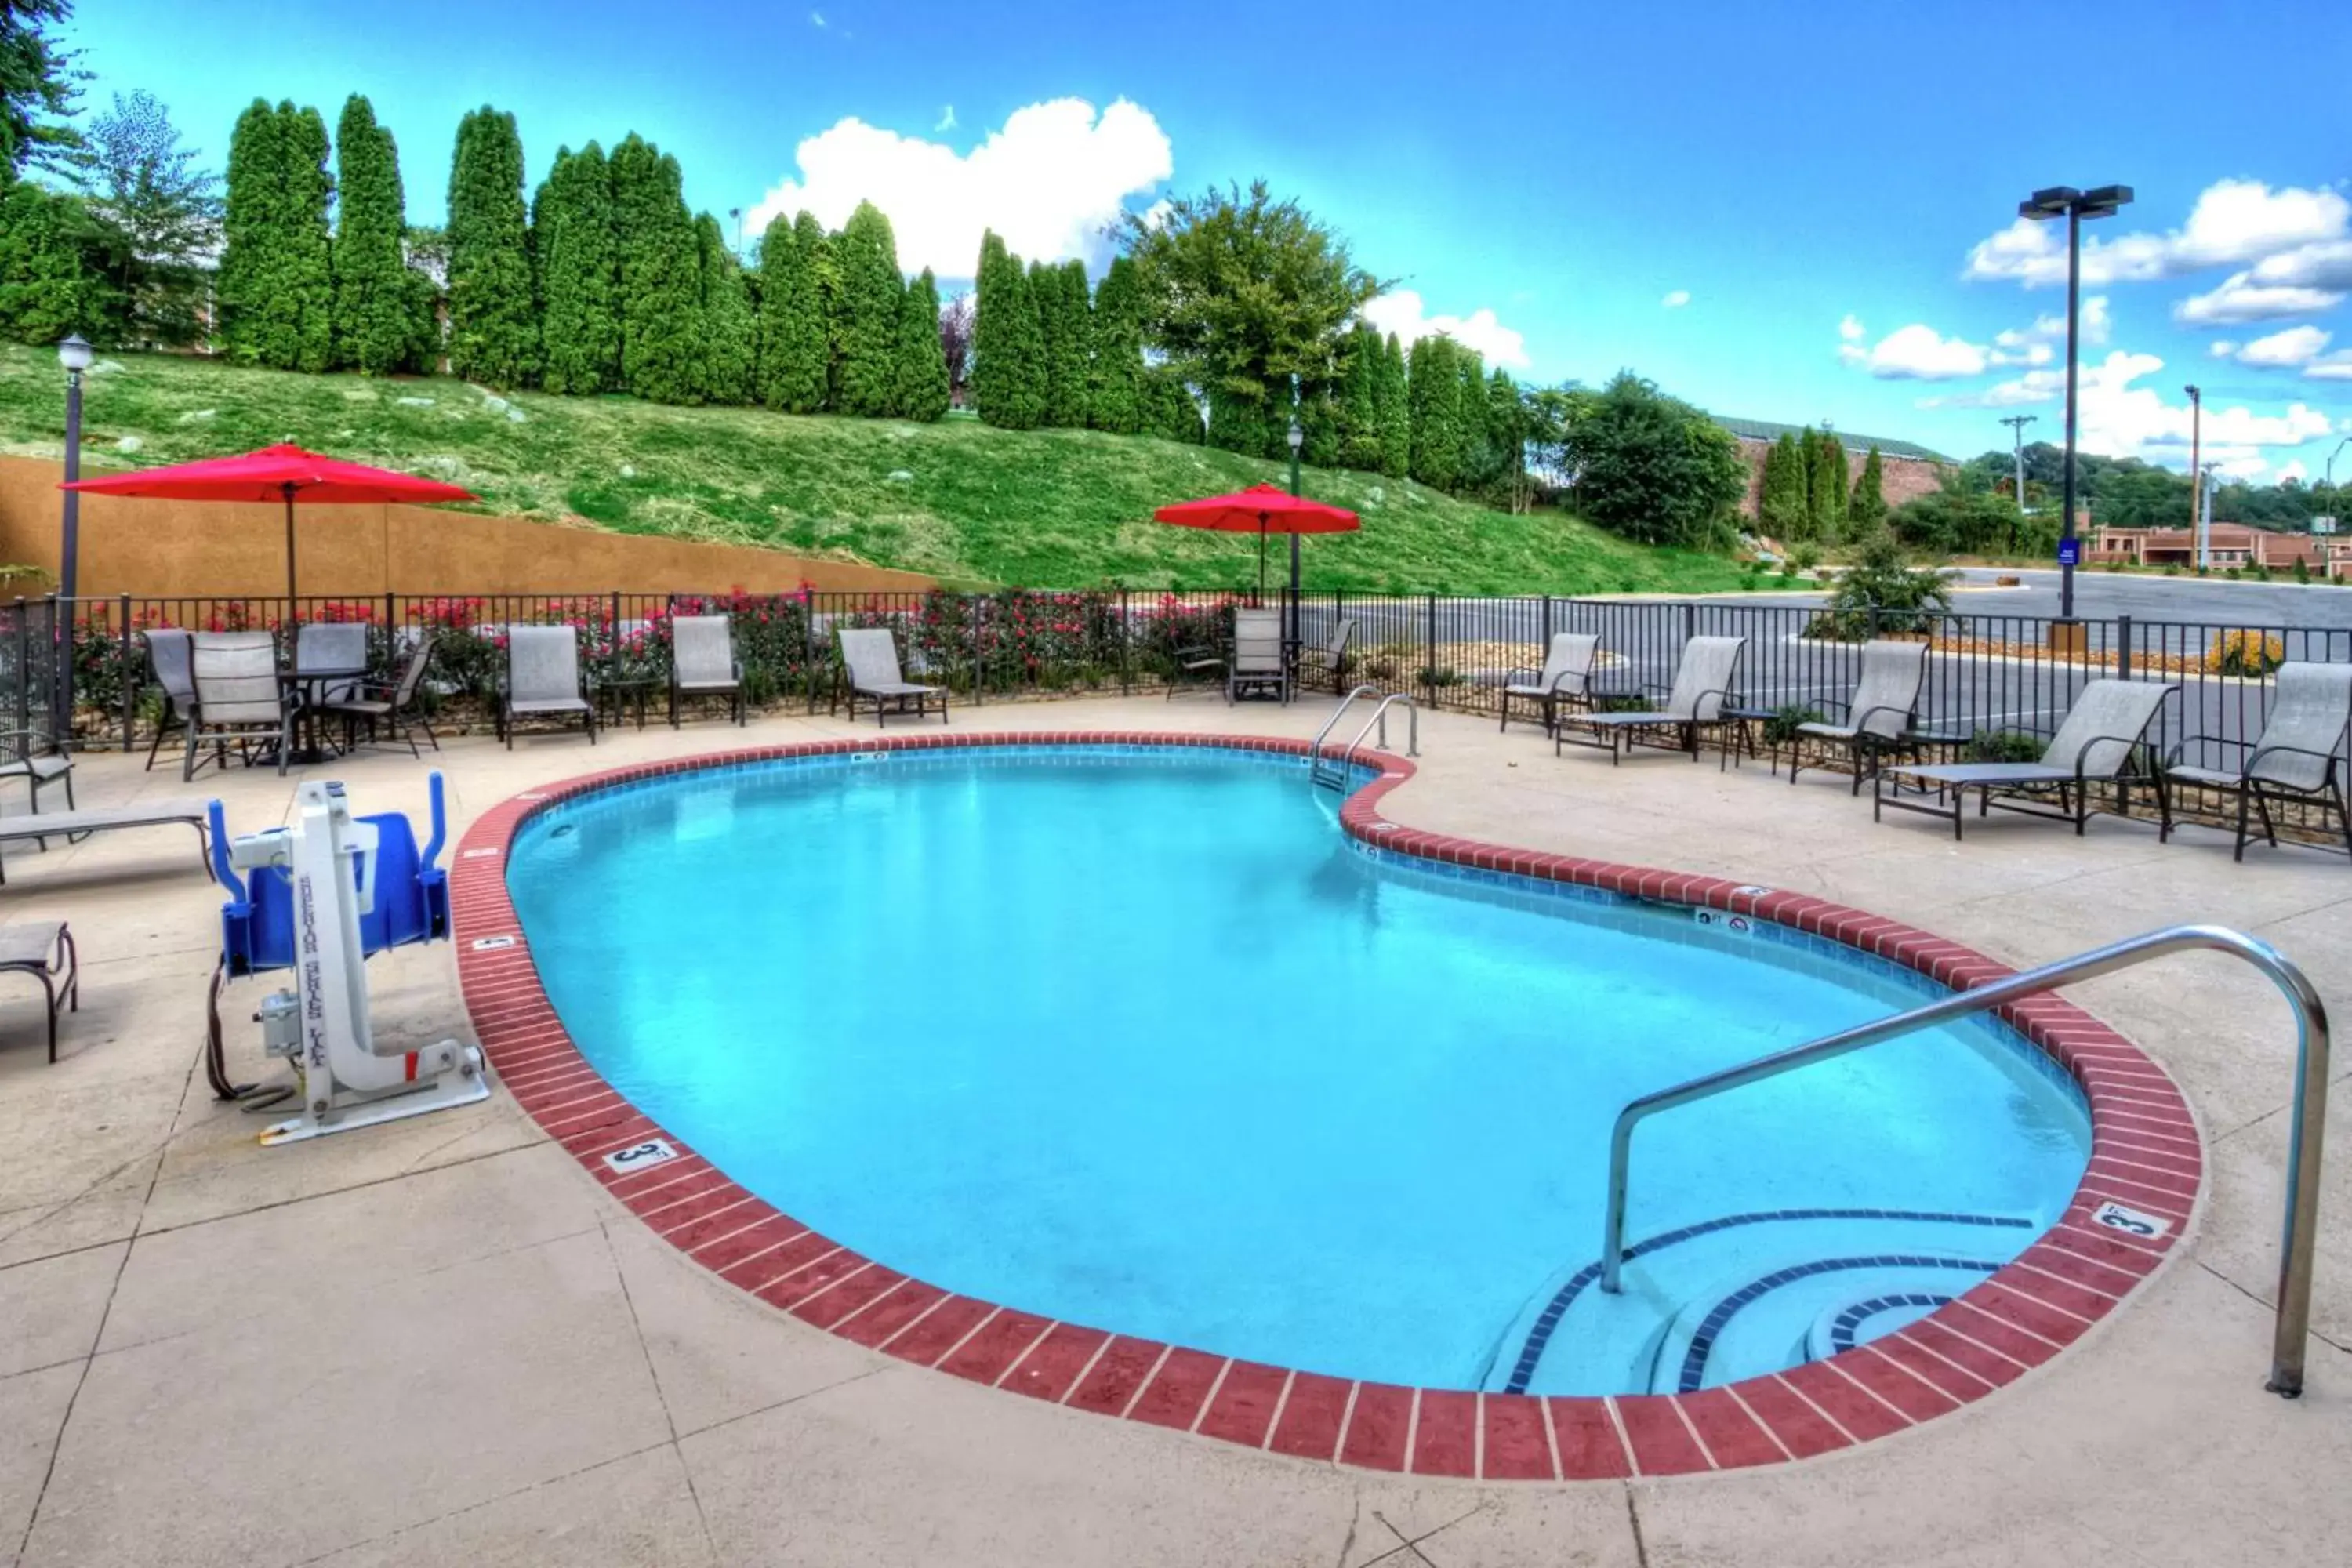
277, 666, 369, 766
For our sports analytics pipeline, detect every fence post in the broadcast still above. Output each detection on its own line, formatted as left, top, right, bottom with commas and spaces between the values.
1425, 592, 1439, 698
801, 585, 818, 713
118, 592, 134, 751
971, 593, 985, 708
1118, 586, 1131, 697
1541, 593, 1553, 650
14, 598, 27, 742
2116, 613, 2133, 681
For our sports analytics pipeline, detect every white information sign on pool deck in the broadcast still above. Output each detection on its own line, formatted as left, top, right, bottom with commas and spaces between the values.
2091, 1200, 2171, 1240
604, 1138, 679, 1173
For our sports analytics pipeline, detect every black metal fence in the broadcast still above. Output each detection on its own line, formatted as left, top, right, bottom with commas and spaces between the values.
21, 589, 2352, 792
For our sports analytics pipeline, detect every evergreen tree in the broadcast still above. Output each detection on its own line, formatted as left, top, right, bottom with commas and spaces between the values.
893, 267, 950, 421
694, 211, 753, 404
330, 95, 413, 375
535, 142, 621, 394
1300, 384, 1341, 467
1142, 367, 1202, 443
218, 100, 333, 371
1759, 430, 1809, 539
1807, 426, 1849, 541
1848, 445, 1888, 533
1207, 387, 1272, 457
1374, 332, 1410, 478
1454, 347, 1491, 492
1035, 257, 1091, 427
752, 209, 826, 412
1486, 368, 1523, 499
1087, 253, 1144, 434
826, 199, 902, 417
971, 229, 1044, 429
793, 211, 837, 406
216, 98, 277, 364
1338, 324, 1381, 471
445, 105, 537, 386
1407, 335, 1461, 489
282, 103, 334, 372
608, 133, 703, 404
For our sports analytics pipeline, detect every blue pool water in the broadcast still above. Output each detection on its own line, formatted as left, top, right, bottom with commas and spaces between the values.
507, 746, 2090, 1394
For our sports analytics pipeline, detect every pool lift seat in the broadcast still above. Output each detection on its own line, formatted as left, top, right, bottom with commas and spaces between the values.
208, 772, 488, 1145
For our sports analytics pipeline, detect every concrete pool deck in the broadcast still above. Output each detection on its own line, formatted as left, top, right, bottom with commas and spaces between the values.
0, 697, 2345, 1566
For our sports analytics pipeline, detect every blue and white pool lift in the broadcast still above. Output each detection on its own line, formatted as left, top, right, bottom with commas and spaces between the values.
207, 771, 488, 1146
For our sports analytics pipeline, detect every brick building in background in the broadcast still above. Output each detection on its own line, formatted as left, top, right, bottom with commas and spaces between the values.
1713, 417, 1951, 520
2089, 522, 2350, 578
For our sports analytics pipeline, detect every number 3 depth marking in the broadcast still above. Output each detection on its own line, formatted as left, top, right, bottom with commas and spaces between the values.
2091, 1200, 2169, 1240
604, 1138, 678, 1172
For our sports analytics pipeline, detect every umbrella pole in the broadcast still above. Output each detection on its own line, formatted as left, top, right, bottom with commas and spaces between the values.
283, 484, 299, 624
1258, 517, 1268, 601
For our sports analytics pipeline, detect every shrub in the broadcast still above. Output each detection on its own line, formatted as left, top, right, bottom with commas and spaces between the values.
2209, 629, 2285, 677
2292, 556, 2312, 584
1965, 728, 2044, 764
1763, 705, 1824, 745
1804, 524, 1952, 641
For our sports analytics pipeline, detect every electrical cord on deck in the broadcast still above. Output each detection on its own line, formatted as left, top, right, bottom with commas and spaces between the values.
203, 957, 292, 1110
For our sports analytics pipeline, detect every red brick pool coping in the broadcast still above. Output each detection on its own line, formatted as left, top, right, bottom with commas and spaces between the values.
450, 731, 2200, 1482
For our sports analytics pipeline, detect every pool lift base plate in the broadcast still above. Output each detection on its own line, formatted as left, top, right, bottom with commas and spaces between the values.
227, 779, 491, 1147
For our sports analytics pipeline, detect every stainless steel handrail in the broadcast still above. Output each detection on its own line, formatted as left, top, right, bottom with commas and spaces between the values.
1338, 693, 1418, 769
1597, 924, 2330, 1398
1310, 685, 1384, 776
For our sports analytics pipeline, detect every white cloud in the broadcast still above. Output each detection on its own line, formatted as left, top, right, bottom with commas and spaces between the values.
2303, 350, 2352, 381
1660, 289, 1690, 309
1838, 314, 1865, 342
808, 9, 825, 26
1965, 180, 2350, 289
1838, 321, 1987, 379
934, 104, 956, 132
745, 98, 1173, 278
2277, 459, 2309, 483
2173, 239, 2352, 323
2209, 340, 2239, 358
1922, 348, 2333, 466
1985, 295, 2111, 368
1360, 289, 1529, 368
2233, 325, 2332, 368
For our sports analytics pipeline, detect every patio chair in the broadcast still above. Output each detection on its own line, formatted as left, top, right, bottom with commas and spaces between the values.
1296, 617, 1359, 693
294, 622, 369, 706
0, 725, 72, 816
184, 631, 293, 780
670, 614, 746, 727
142, 628, 195, 771
498, 625, 597, 749
1875, 677, 2178, 840
1557, 634, 1744, 764
839, 628, 947, 727
1228, 608, 1289, 704
325, 633, 441, 757
1500, 633, 1601, 736
0, 921, 78, 1063
2163, 662, 2352, 859
1786, 638, 1930, 793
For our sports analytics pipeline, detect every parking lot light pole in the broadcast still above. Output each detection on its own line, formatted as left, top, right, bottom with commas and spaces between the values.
2018, 183, 2132, 623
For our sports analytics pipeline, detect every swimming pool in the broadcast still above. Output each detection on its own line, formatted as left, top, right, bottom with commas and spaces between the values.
503, 739, 2103, 1400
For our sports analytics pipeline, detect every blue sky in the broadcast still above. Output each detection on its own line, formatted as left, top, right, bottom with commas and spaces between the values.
58, 0, 2352, 478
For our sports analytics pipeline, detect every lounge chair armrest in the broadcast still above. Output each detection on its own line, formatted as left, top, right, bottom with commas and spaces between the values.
2245, 740, 2345, 781
2073, 728, 2159, 784
1547, 670, 1594, 696
1850, 702, 1915, 735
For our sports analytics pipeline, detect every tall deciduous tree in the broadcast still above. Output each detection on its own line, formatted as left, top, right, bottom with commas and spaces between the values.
971, 228, 1044, 429
829, 199, 902, 416
445, 105, 537, 386
330, 94, 414, 374
1087, 254, 1143, 434
80, 88, 219, 347
1564, 372, 1746, 547
752, 209, 827, 412
894, 267, 950, 421
1118, 180, 1383, 459
535, 142, 621, 394
1374, 332, 1410, 478
695, 210, 753, 405
1, 0, 82, 184
1406, 334, 1461, 490
609, 132, 703, 405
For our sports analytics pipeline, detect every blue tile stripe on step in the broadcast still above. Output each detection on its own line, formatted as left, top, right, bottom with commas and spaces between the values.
1679, 1261, 1997, 1393
1500, 1208, 2033, 1395
1828, 1293, 1957, 1355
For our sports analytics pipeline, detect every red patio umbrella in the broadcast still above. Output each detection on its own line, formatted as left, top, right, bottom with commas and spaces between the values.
1152, 483, 1359, 597
59, 443, 478, 606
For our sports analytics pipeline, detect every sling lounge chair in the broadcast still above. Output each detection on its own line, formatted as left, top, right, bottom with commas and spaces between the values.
1558, 634, 1744, 764
1501, 633, 1601, 736
0, 799, 212, 885
0, 921, 78, 1063
184, 632, 292, 780
1787, 637, 1929, 793
1875, 677, 2178, 840
2163, 661, 2352, 859
1296, 617, 1359, 693
840, 628, 946, 727
499, 626, 597, 748
670, 614, 746, 727
1228, 608, 1289, 704
143, 629, 195, 771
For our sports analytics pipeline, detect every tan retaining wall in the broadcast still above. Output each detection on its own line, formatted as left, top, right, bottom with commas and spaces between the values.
0, 456, 934, 598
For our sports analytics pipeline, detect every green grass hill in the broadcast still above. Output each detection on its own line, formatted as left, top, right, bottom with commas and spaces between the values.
0, 344, 1744, 593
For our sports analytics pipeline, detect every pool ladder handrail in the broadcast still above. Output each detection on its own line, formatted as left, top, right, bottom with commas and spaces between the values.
1596, 923, 2330, 1399
1310, 686, 1417, 789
